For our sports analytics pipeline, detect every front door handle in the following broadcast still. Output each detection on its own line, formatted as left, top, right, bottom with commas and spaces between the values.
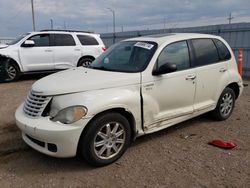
45, 49, 53, 52
186, 75, 196, 80
219, 68, 227, 72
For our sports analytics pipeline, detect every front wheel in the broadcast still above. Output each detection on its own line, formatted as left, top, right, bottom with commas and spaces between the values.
79, 113, 131, 166
5, 63, 20, 82
212, 87, 235, 121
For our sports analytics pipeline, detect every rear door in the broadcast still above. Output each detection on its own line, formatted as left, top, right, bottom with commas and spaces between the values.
190, 38, 230, 111
52, 34, 81, 69
19, 34, 54, 71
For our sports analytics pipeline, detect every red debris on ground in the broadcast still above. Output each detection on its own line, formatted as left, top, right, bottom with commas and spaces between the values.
209, 139, 237, 149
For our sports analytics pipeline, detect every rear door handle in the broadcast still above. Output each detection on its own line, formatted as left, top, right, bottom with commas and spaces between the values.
186, 75, 196, 80
219, 68, 227, 72
45, 49, 53, 52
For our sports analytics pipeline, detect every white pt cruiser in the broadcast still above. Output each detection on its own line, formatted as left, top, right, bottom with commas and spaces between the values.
15, 33, 243, 166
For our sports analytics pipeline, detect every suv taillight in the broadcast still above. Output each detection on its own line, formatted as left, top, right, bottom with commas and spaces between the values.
102, 47, 107, 52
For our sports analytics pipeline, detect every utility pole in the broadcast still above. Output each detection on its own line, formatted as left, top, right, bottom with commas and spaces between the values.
107, 8, 116, 44
163, 17, 166, 31
227, 12, 234, 24
50, 19, 53, 30
63, 21, 66, 29
31, 0, 36, 31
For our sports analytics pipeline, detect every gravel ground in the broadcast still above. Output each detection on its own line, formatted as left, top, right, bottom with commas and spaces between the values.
0, 77, 249, 188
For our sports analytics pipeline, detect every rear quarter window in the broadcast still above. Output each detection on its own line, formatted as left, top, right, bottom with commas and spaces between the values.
77, 35, 99, 45
214, 39, 231, 61
191, 39, 219, 67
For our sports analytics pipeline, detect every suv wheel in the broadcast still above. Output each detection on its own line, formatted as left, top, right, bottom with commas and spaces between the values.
78, 58, 93, 67
212, 87, 235, 121
5, 63, 20, 82
79, 113, 131, 166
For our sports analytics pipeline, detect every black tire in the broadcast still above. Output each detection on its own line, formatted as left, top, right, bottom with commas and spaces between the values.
79, 113, 131, 166
77, 58, 94, 67
5, 62, 20, 82
212, 87, 235, 121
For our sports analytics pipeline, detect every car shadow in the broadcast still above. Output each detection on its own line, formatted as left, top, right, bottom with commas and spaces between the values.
0, 72, 54, 84
19, 73, 53, 81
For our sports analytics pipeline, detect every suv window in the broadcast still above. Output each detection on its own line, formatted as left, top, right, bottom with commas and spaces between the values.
77, 35, 99, 45
158, 41, 190, 71
191, 39, 219, 66
52, 34, 75, 46
214, 39, 231, 61
28, 34, 50, 47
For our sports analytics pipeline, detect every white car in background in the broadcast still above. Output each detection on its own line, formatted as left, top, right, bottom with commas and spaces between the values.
0, 30, 106, 81
15, 33, 243, 166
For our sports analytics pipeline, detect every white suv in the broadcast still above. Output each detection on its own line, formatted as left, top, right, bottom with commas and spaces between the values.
15, 33, 243, 166
0, 30, 105, 82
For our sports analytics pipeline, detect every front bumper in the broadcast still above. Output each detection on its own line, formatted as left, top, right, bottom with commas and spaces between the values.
15, 104, 91, 158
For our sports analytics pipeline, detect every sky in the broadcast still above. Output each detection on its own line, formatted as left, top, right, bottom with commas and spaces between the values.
0, 0, 250, 37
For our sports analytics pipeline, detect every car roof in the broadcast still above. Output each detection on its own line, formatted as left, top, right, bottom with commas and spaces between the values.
124, 33, 221, 45
28, 30, 100, 37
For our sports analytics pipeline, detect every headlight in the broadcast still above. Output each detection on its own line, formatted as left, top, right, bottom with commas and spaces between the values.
50, 106, 87, 124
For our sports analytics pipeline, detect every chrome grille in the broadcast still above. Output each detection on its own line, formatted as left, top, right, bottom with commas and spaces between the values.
23, 91, 51, 118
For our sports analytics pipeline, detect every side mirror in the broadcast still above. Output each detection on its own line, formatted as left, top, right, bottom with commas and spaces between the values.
153, 63, 177, 75
22, 40, 35, 47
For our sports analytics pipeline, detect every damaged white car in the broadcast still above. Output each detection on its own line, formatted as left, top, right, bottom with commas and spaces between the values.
15, 33, 243, 166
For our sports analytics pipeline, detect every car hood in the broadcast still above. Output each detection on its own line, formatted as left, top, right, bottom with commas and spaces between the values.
0, 44, 8, 49
31, 67, 141, 96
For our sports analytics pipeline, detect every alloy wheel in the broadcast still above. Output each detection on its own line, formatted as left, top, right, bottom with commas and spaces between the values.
6, 65, 17, 81
220, 92, 233, 117
94, 122, 126, 160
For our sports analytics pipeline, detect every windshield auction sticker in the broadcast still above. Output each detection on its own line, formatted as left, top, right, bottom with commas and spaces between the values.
134, 42, 154, 50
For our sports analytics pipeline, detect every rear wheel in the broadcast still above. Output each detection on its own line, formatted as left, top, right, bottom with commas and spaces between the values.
79, 113, 131, 166
77, 58, 94, 67
212, 87, 235, 121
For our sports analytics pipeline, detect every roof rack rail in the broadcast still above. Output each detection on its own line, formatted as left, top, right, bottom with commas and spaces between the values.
40, 29, 94, 33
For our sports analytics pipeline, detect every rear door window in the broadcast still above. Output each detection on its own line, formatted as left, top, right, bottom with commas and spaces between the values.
191, 39, 219, 67
77, 35, 99, 45
52, 34, 76, 46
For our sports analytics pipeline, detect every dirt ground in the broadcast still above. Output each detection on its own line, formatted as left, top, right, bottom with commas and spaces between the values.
0, 76, 249, 188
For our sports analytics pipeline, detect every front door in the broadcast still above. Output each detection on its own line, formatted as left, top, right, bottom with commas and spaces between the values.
19, 34, 54, 72
142, 41, 196, 131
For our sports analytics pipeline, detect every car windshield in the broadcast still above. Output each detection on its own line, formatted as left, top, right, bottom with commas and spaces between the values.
7, 33, 30, 45
89, 41, 157, 73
